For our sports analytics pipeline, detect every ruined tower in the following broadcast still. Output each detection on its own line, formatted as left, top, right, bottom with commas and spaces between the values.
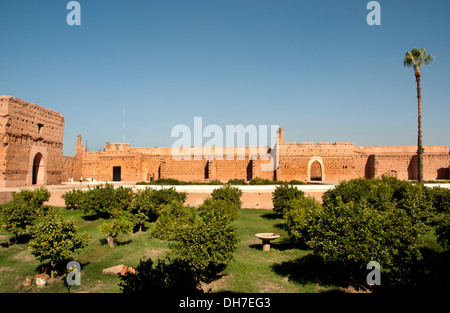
0, 96, 65, 187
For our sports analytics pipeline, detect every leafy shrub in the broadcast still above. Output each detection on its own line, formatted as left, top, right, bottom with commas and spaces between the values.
168, 210, 239, 281
305, 177, 432, 285
61, 189, 84, 210
322, 178, 389, 207
119, 257, 201, 294
309, 197, 427, 281
151, 202, 196, 240
227, 179, 247, 185
283, 196, 322, 245
12, 188, 50, 213
64, 184, 134, 218
210, 185, 242, 209
436, 213, 450, 248
198, 198, 240, 221
132, 187, 187, 222
322, 176, 433, 222
272, 183, 305, 216
99, 211, 135, 248
208, 179, 224, 185
0, 188, 50, 241
147, 178, 188, 185
28, 209, 91, 278
431, 187, 450, 249
249, 177, 273, 185
427, 186, 450, 214
288, 180, 308, 185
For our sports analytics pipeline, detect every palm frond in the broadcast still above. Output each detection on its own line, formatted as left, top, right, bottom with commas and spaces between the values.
424, 54, 435, 66
403, 48, 435, 69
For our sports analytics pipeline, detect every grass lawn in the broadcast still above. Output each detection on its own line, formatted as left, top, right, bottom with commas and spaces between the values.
1, 207, 448, 293
0, 207, 337, 293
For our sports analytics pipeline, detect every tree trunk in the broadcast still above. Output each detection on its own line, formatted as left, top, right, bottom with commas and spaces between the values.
415, 68, 424, 184
50, 260, 54, 279
106, 234, 115, 248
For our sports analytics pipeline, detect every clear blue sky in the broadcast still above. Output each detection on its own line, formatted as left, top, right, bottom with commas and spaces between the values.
1, 0, 449, 156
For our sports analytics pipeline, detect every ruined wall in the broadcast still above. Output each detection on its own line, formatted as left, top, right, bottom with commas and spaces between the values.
276, 142, 357, 182
0, 96, 64, 187
356, 146, 449, 181
68, 129, 450, 184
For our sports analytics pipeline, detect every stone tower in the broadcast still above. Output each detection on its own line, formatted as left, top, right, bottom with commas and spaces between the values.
0, 96, 65, 187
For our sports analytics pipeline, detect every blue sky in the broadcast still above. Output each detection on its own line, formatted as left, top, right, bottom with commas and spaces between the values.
1, 0, 449, 156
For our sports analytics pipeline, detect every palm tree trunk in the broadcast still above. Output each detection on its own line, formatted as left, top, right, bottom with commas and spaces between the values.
415, 68, 424, 184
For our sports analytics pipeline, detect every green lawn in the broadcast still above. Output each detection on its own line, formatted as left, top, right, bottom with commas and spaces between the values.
1, 207, 448, 293
0, 208, 336, 293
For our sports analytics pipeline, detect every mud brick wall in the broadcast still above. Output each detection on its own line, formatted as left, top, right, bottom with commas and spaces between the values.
160, 158, 208, 182
373, 152, 449, 181
69, 137, 449, 184
0, 96, 64, 187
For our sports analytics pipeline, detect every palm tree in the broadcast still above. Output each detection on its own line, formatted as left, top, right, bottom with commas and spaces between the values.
403, 48, 435, 184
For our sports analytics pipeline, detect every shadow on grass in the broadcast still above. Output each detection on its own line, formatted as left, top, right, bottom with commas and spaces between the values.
271, 248, 450, 293
261, 212, 281, 220
272, 254, 352, 290
1, 234, 32, 247
408, 247, 450, 290
81, 214, 101, 221
249, 238, 305, 251
99, 237, 133, 247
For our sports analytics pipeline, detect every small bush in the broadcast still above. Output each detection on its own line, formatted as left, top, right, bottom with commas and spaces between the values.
436, 213, 450, 248
309, 198, 427, 282
198, 198, 240, 221
283, 197, 322, 245
249, 177, 273, 185
12, 188, 50, 212
64, 184, 134, 218
227, 179, 247, 185
132, 187, 187, 222
151, 202, 196, 240
28, 209, 91, 278
61, 189, 84, 210
427, 186, 450, 214
0, 188, 50, 241
99, 212, 135, 248
210, 185, 242, 210
168, 211, 239, 281
208, 179, 223, 185
305, 177, 432, 285
119, 257, 201, 294
272, 183, 305, 216
288, 180, 308, 185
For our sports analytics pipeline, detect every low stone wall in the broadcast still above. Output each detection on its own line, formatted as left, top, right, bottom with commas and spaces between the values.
2, 182, 448, 209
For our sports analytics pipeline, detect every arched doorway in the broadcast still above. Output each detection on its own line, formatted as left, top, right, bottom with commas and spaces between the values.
32, 153, 45, 185
310, 161, 322, 181
307, 157, 325, 182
